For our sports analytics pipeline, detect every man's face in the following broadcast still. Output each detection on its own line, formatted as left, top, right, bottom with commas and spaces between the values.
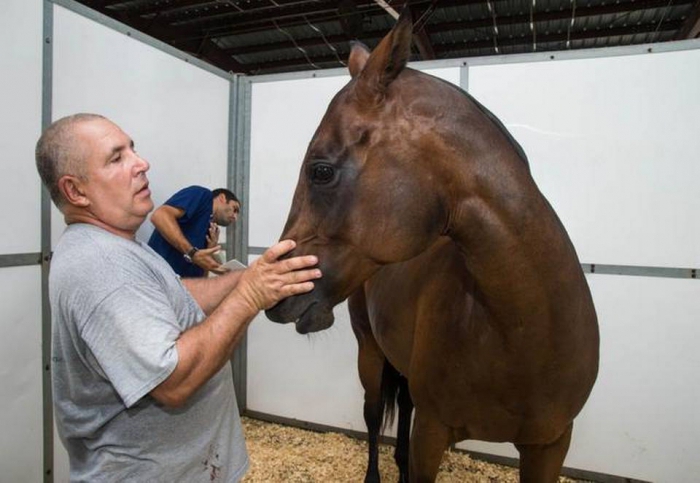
72, 119, 153, 234
214, 197, 240, 226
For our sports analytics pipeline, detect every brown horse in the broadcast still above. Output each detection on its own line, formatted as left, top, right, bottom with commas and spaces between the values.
266, 10, 599, 483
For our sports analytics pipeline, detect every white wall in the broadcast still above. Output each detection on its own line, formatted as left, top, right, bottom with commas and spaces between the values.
0, 268, 44, 482
245, 51, 700, 482
0, 1, 45, 481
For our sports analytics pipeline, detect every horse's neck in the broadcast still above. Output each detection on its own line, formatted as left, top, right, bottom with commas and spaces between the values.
445, 152, 581, 324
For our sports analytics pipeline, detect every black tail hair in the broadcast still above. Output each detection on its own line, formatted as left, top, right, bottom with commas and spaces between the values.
380, 359, 403, 432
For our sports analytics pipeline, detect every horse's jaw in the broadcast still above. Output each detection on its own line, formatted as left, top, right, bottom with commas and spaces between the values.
266, 295, 336, 334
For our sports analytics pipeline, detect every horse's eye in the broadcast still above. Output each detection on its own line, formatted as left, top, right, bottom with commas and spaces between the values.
309, 164, 335, 185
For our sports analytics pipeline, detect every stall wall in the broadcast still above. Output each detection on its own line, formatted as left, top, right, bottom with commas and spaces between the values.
0, 1, 45, 481
245, 51, 700, 482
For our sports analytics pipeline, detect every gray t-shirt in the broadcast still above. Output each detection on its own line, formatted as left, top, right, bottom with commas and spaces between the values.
50, 223, 248, 482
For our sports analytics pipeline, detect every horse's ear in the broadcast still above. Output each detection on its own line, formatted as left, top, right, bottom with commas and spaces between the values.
356, 8, 413, 101
348, 41, 371, 78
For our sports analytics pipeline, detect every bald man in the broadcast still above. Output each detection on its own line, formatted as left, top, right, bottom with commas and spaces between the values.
36, 113, 321, 482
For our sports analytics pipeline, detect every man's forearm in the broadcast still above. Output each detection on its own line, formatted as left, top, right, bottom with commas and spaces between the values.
150, 240, 321, 408
182, 270, 244, 314
150, 290, 258, 407
151, 208, 192, 254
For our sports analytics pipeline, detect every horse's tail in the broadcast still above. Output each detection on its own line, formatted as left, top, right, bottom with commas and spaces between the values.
380, 359, 403, 432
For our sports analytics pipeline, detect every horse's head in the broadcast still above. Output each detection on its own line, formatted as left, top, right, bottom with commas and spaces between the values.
266, 11, 454, 333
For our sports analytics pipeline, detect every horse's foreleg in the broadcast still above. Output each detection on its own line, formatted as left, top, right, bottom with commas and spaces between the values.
515, 422, 573, 483
361, 359, 385, 483
409, 411, 451, 483
350, 289, 385, 483
394, 377, 413, 483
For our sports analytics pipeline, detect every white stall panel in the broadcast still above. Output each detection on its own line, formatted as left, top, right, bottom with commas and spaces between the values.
458, 274, 700, 482
421, 66, 461, 86
0, 0, 43, 253
0, 266, 43, 483
468, 51, 700, 268
249, 76, 350, 248
51, 5, 230, 245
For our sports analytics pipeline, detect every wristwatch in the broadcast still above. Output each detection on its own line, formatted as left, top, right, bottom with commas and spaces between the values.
183, 247, 199, 264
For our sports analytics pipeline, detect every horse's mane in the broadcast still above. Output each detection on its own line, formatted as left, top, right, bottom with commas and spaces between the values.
427, 74, 531, 169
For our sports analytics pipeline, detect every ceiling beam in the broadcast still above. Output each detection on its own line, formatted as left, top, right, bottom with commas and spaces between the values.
221, 0, 685, 57
224, 33, 361, 56
155, 0, 484, 42
411, 2, 437, 60
122, 1, 223, 17
675, 0, 700, 38
427, 0, 693, 33
243, 19, 682, 73
435, 19, 683, 54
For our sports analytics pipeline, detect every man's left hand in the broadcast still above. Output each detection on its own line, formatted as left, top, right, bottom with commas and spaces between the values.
206, 222, 220, 249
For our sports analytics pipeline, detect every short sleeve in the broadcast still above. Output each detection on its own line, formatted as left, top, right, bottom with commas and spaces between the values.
80, 283, 182, 407
164, 186, 211, 224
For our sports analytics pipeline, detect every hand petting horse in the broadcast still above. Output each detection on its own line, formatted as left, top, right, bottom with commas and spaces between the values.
266, 9, 599, 483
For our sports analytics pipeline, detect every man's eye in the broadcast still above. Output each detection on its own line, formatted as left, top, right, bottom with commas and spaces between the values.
309, 164, 335, 184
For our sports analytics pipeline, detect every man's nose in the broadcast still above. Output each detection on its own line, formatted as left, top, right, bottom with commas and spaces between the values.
135, 154, 150, 173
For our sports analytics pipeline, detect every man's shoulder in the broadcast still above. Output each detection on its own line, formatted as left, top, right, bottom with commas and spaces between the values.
52, 225, 148, 283
170, 185, 211, 199
179, 185, 210, 194
165, 186, 214, 217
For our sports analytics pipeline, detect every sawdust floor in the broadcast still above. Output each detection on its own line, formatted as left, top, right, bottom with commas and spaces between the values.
241, 417, 586, 482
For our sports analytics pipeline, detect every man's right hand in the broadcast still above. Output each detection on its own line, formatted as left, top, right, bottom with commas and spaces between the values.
235, 240, 321, 311
192, 246, 228, 274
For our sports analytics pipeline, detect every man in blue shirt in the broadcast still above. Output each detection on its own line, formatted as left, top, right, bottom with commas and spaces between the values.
148, 186, 240, 277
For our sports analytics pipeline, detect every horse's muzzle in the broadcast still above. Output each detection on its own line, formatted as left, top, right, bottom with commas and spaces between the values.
265, 293, 336, 334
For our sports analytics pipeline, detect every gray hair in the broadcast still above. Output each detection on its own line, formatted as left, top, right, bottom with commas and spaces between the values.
35, 113, 106, 208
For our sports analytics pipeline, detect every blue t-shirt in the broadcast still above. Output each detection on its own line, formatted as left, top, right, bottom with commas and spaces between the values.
148, 186, 213, 277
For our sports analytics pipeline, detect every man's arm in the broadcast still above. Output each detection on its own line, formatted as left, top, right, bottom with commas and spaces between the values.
150, 240, 320, 407
181, 270, 245, 315
150, 204, 223, 273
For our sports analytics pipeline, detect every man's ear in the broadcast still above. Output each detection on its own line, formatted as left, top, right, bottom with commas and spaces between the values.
58, 175, 90, 207
214, 193, 227, 205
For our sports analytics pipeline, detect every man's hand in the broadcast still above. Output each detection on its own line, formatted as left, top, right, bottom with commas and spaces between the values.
235, 240, 320, 311
206, 222, 220, 249
192, 246, 228, 274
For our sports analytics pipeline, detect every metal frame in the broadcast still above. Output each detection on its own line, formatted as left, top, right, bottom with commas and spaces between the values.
0, 253, 43, 267
41, 2, 54, 481
228, 74, 253, 411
